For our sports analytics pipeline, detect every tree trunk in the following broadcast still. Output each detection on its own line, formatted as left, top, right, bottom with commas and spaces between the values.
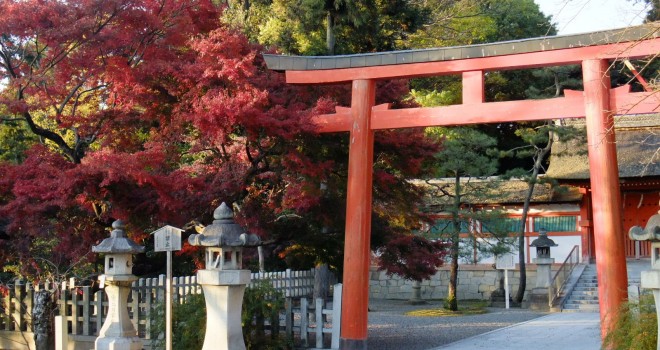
514, 226, 527, 303
446, 174, 461, 311
314, 263, 331, 300
514, 126, 554, 303
447, 237, 459, 311
326, 12, 336, 55
33, 290, 54, 350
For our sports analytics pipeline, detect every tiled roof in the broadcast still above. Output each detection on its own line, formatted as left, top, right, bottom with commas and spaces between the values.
411, 178, 582, 209
546, 115, 660, 180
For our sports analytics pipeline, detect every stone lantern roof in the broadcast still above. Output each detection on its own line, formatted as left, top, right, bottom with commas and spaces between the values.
92, 220, 145, 254
530, 230, 558, 248
188, 202, 261, 247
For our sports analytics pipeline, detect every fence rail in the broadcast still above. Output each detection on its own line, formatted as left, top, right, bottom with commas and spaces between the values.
549, 245, 580, 307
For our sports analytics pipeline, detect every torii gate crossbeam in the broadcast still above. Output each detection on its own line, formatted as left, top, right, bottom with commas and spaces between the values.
265, 23, 660, 349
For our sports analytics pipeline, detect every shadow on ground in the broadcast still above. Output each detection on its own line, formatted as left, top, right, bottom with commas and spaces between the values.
367, 299, 545, 350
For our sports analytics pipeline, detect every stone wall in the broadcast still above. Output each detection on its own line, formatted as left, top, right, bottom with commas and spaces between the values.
370, 265, 554, 301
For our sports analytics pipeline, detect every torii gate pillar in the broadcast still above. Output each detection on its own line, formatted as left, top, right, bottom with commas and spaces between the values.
583, 59, 628, 338
340, 79, 376, 349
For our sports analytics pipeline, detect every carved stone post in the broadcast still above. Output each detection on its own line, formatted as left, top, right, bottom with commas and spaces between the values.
629, 210, 660, 350
188, 202, 261, 350
93, 220, 145, 350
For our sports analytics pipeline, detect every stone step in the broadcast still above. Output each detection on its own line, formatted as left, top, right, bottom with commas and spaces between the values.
565, 299, 600, 306
571, 291, 599, 296
577, 280, 598, 284
569, 295, 599, 301
573, 287, 598, 292
575, 282, 599, 288
562, 306, 600, 312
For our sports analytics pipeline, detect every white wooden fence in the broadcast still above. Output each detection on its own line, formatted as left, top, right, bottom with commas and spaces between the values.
0, 269, 341, 350
286, 284, 342, 350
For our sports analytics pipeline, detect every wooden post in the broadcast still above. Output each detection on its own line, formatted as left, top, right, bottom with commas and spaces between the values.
82, 286, 90, 336
582, 59, 628, 340
301, 298, 309, 347
331, 283, 343, 350
55, 315, 69, 350
315, 298, 323, 349
166, 250, 172, 350
579, 187, 593, 262
340, 79, 376, 350
462, 70, 485, 104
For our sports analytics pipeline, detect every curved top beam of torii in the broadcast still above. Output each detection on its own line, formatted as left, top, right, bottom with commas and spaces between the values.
265, 23, 659, 84
264, 23, 659, 133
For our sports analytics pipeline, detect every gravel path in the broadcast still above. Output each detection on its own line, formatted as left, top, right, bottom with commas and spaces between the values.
367, 299, 545, 350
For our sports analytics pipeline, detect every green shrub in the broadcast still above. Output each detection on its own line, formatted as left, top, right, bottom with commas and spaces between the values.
150, 293, 206, 350
603, 294, 657, 350
242, 280, 291, 350
150, 280, 291, 350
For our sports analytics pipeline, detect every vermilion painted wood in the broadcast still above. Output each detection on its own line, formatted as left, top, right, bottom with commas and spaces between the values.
582, 59, 628, 340
310, 110, 351, 133
340, 80, 376, 345
310, 90, 657, 132
462, 71, 485, 104
285, 38, 660, 84
579, 188, 593, 262
371, 97, 585, 129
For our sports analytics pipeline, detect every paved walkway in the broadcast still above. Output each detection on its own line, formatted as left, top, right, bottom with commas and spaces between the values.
429, 312, 601, 350
368, 259, 651, 349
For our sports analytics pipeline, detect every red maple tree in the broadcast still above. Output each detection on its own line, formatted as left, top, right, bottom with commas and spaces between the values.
0, 0, 444, 280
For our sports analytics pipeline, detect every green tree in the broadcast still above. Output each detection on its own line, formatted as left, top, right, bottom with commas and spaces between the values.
426, 127, 500, 311
0, 119, 37, 164
228, 0, 427, 55
407, 0, 559, 172
503, 65, 584, 303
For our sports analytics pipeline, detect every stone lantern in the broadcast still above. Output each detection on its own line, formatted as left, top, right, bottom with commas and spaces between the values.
92, 220, 145, 350
188, 202, 261, 350
528, 229, 557, 310
629, 210, 660, 350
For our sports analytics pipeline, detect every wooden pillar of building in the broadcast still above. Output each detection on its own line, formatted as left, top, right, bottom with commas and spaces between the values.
340, 79, 376, 349
582, 59, 628, 339
579, 187, 594, 262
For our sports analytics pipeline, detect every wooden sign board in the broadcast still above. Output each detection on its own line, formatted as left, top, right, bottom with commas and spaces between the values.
152, 225, 183, 252
495, 253, 516, 270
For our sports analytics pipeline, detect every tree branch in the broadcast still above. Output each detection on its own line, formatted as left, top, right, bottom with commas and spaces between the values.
22, 111, 76, 162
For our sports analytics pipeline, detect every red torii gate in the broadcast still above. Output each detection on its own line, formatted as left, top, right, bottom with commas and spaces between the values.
265, 23, 660, 349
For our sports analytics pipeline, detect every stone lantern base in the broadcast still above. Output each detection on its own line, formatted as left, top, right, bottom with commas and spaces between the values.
198, 269, 251, 350
95, 278, 142, 350
528, 288, 551, 311
528, 257, 555, 311
95, 337, 143, 350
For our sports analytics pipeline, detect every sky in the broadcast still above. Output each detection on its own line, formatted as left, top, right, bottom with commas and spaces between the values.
534, 0, 651, 35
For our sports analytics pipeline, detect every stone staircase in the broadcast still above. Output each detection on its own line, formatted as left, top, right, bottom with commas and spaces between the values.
563, 264, 600, 312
